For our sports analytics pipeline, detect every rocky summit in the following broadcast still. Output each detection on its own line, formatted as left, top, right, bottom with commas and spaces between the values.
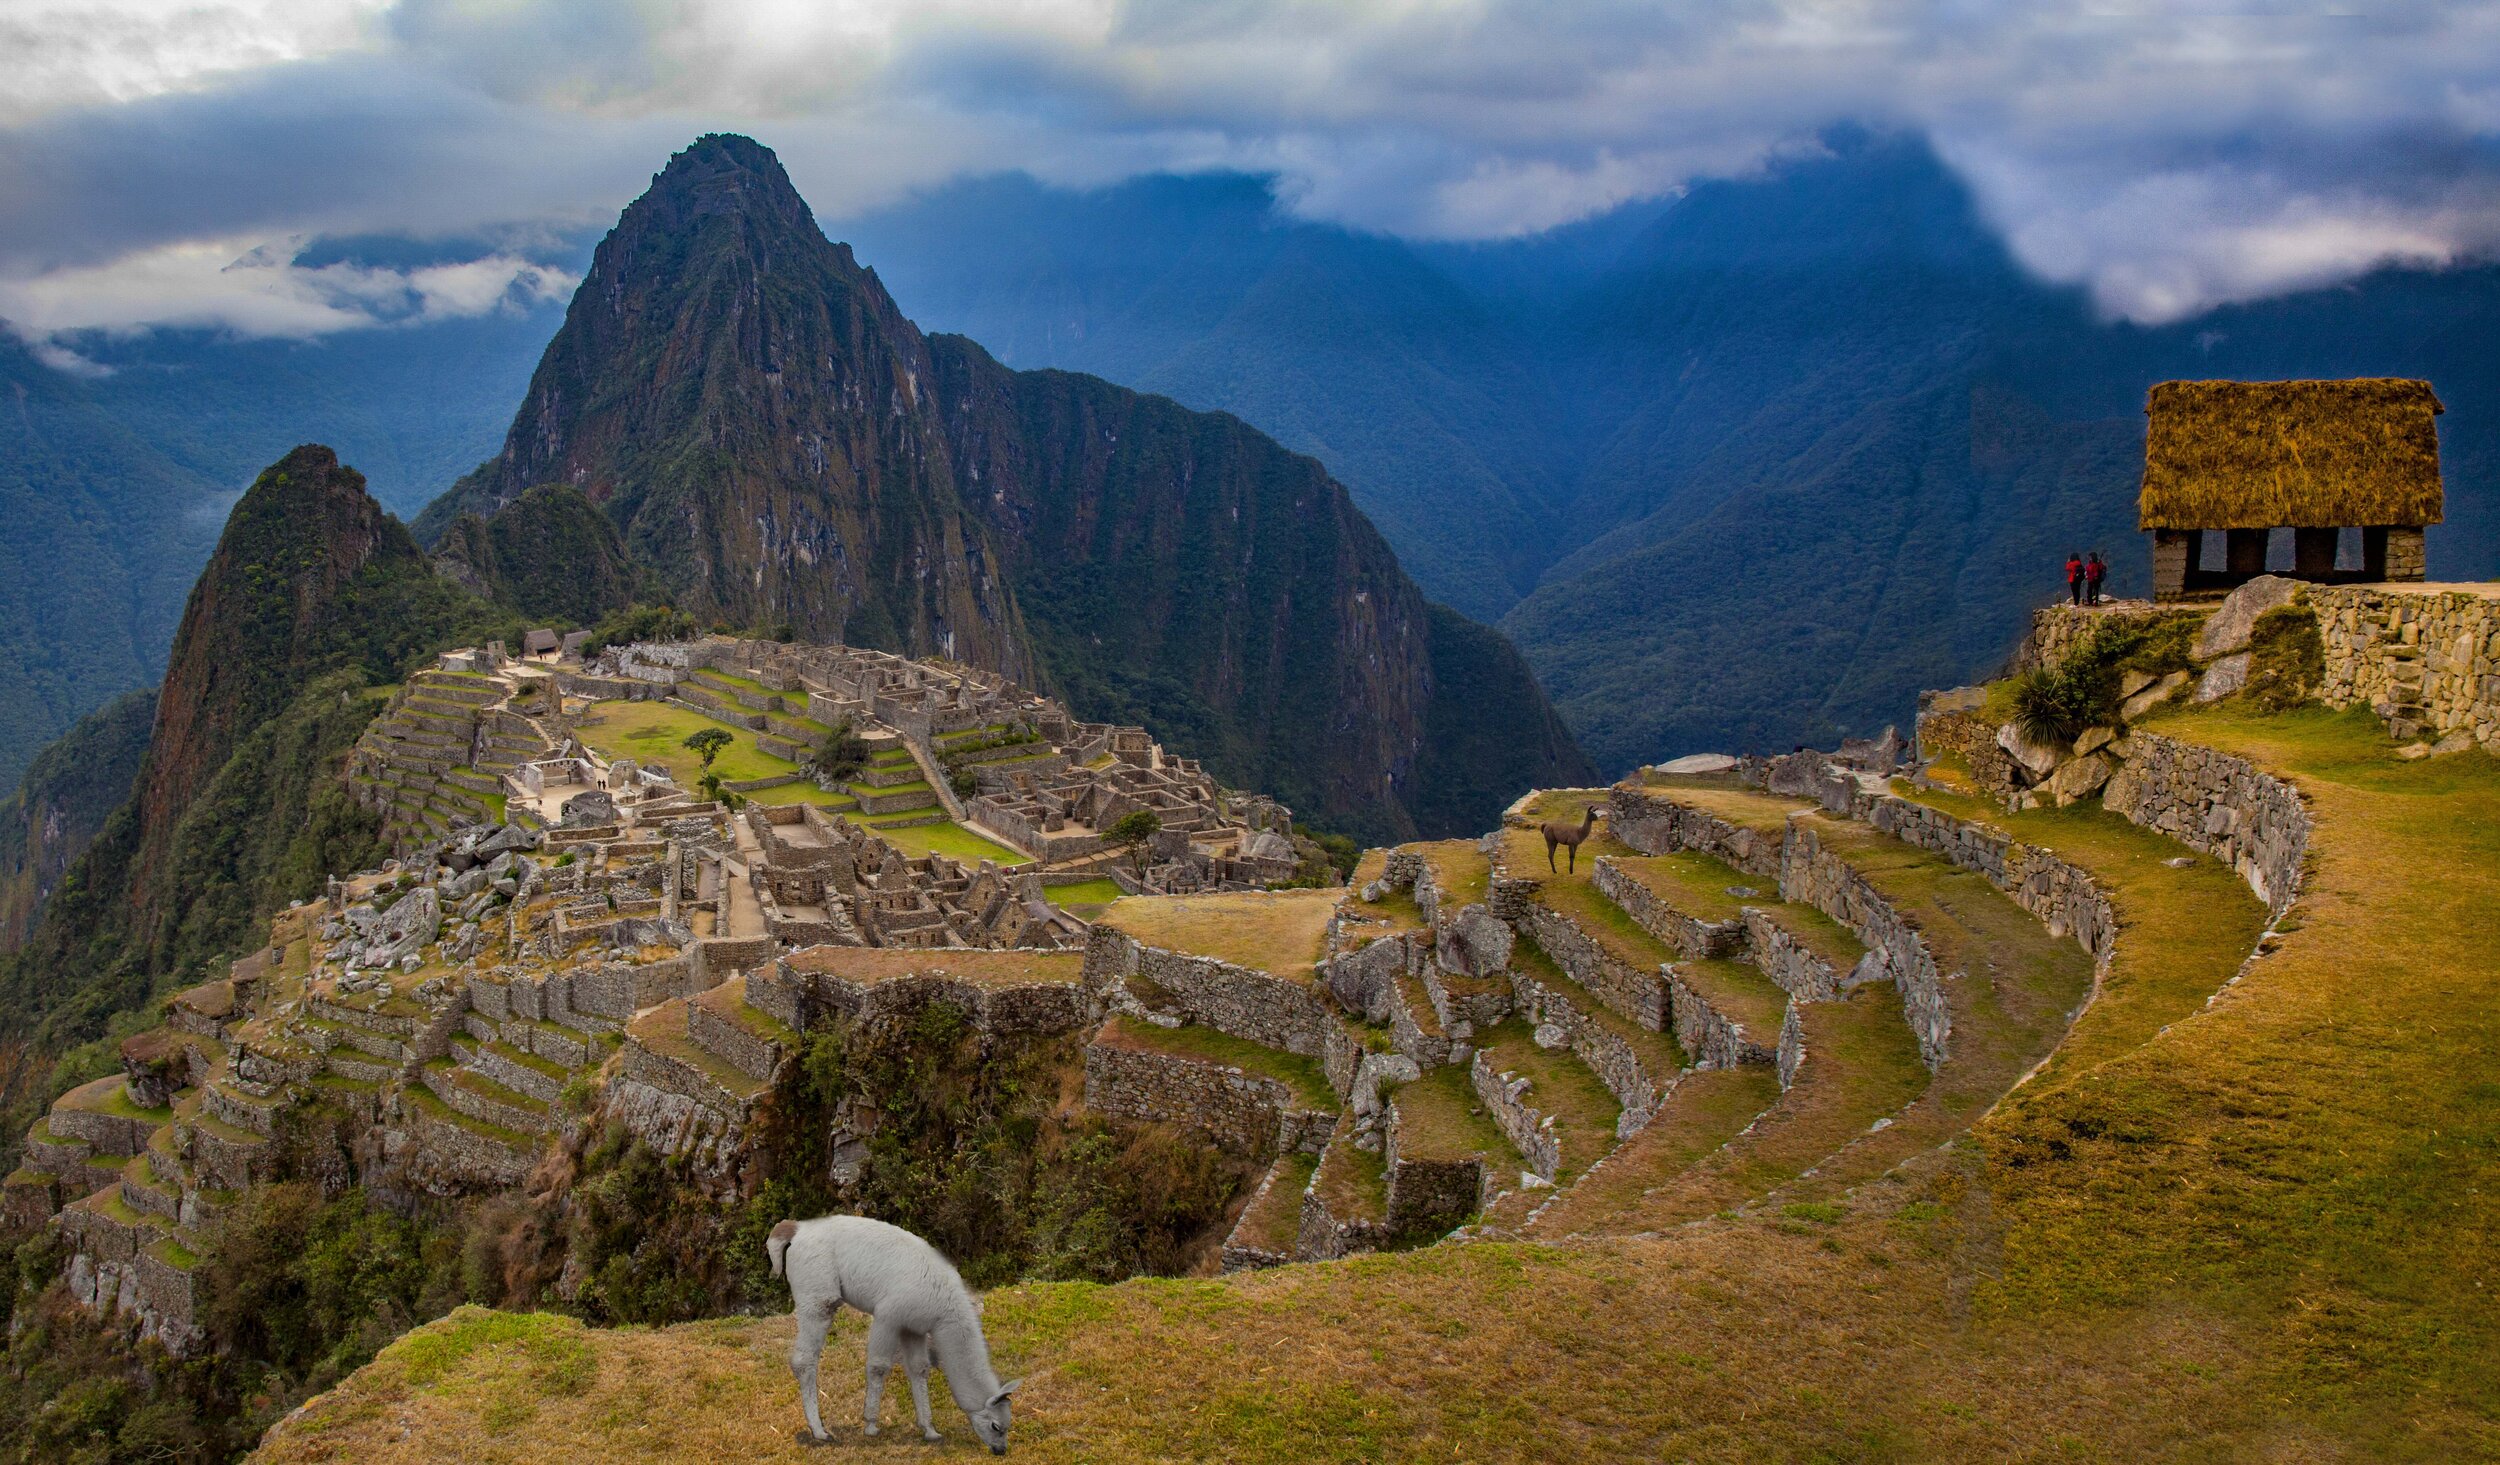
419, 134, 1587, 843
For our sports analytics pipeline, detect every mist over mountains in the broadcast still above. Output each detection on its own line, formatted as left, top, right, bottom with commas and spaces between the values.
5, 130, 2494, 784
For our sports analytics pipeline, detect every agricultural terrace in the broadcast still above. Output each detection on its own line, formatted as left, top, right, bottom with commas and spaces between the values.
259, 708, 2500, 1462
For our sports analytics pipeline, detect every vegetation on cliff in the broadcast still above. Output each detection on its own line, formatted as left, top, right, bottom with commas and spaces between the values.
0, 690, 155, 951
0, 447, 522, 1167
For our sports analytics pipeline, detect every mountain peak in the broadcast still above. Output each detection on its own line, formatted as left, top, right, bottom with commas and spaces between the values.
636, 132, 817, 237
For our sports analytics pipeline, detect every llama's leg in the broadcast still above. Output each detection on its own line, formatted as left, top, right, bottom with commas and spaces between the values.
863, 1312, 904, 1436
790, 1296, 835, 1441
1568, 840, 1578, 873
903, 1331, 940, 1441
1545, 837, 1558, 872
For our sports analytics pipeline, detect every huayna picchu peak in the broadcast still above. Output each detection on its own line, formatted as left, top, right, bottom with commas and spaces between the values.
417, 135, 1587, 844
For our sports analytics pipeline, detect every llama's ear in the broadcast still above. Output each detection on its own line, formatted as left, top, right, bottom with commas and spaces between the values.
991, 1380, 1022, 1403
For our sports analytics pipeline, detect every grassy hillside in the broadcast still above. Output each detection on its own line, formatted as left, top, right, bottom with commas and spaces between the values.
253, 706, 2498, 1461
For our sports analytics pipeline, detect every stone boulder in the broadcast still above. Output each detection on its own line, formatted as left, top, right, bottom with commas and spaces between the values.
2048, 752, 2114, 806
1652, 752, 1739, 775
560, 790, 618, 828
2193, 652, 2252, 704
2194, 575, 2302, 660
342, 885, 440, 970
2120, 670, 2193, 723
1996, 723, 2066, 780
1437, 904, 1515, 979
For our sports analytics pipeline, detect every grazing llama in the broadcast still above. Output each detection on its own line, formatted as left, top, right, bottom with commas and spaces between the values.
770, 1214, 1022, 1453
1543, 804, 1602, 873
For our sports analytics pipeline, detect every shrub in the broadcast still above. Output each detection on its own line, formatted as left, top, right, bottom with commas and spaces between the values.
2009, 665, 2106, 747
580, 604, 698, 658
813, 719, 869, 782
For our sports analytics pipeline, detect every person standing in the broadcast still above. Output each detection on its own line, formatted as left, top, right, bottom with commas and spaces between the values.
2066, 551, 2085, 606
2085, 551, 2107, 606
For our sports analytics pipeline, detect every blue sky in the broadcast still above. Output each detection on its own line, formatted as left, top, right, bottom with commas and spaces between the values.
4, 0, 2499, 351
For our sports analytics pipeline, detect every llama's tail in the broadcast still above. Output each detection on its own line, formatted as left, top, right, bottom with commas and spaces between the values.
767, 1218, 798, 1279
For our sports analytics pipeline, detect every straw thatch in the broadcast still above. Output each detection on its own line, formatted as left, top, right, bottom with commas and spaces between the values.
2138, 378, 2445, 530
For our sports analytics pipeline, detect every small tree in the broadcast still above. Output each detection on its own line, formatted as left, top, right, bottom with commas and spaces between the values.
814, 719, 869, 783
682, 727, 734, 771
1106, 810, 1162, 873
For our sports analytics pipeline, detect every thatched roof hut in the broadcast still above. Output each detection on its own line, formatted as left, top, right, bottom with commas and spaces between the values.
2139, 378, 2444, 530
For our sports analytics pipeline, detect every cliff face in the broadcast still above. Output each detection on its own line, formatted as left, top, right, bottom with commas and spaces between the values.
0, 689, 154, 949
417, 134, 1028, 673
128, 445, 421, 907
422, 135, 1588, 837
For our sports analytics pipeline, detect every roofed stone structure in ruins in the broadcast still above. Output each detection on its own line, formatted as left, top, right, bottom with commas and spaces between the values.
2141, 377, 2446, 601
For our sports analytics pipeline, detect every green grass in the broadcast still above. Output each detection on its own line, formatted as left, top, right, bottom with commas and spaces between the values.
1389, 1061, 1518, 1165
572, 699, 798, 785
1606, 849, 1753, 923
1045, 878, 1125, 911
842, 815, 1028, 865
1473, 1020, 1624, 1181
1310, 1130, 1387, 1222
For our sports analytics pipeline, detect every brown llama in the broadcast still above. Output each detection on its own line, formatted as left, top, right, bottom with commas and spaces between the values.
1542, 805, 1601, 873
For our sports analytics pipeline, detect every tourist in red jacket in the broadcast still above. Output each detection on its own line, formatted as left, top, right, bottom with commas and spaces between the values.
2085, 551, 2107, 605
2066, 552, 2085, 605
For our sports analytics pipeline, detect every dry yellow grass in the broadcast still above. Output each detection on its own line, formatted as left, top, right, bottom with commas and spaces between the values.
1095, 889, 1340, 980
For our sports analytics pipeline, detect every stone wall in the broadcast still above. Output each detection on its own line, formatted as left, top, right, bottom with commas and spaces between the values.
1777, 822, 1952, 1071
1508, 963, 1674, 1133
2311, 584, 2500, 750
1515, 905, 1668, 1032
1082, 1044, 1333, 1156
2102, 732, 2310, 916
1084, 927, 1338, 1060
1664, 967, 1779, 1071
1741, 909, 1852, 1002
1856, 792, 2119, 964
1592, 857, 1743, 958
1607, 787, 1784, 880
2015, 603, 2207, 675
1467, 1049, 1563, 1180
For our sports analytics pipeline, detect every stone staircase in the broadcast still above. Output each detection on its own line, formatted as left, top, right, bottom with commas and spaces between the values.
351, 668, 526, 847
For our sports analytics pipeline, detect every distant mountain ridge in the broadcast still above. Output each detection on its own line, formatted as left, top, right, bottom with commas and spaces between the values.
842, 135, 2500, 769
419, 135, 1588, 841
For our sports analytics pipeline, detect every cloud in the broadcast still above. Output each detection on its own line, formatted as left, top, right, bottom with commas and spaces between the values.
0, 233, 574, 358
2, 0, 2499, 334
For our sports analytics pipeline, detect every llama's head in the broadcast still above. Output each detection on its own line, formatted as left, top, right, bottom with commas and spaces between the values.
972, 1379, 1020, 1454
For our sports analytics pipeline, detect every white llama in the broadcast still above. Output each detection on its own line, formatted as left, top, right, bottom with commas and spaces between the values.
769, 1214, 1022, 1453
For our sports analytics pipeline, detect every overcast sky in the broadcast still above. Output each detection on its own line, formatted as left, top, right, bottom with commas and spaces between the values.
4, 0, 2499, 353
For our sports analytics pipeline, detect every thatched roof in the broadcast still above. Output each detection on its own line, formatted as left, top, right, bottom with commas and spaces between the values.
2138, 378, 2444, 530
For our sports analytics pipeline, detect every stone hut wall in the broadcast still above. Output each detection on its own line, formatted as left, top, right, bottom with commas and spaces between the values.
2310, 584, 2500, 750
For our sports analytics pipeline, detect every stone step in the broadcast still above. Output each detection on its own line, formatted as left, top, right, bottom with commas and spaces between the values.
1507, 933, 1686, 1128
1381, 1063, 1516, 1240
471, 1040, 573, 1105
420, 1058, 555, 1135
621, 1000, 767, 1118
201, 1080, 283, 1138
1297, 1116, 1390, 1260
1219, 1149, 1318, 1273
685, 975, 799, 1083
1516, 1063, 1785, 1239
398, 1086, 538, 1187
